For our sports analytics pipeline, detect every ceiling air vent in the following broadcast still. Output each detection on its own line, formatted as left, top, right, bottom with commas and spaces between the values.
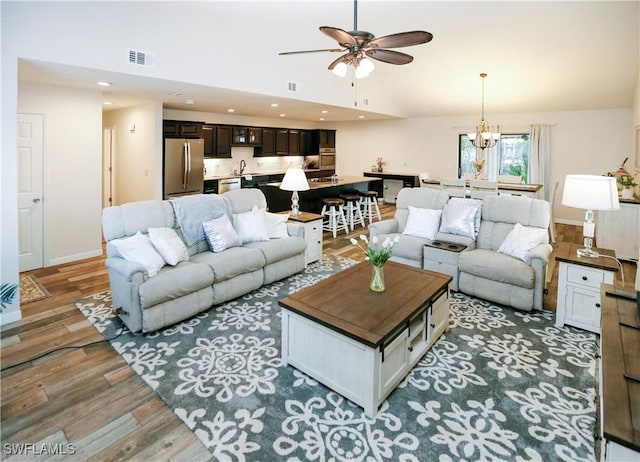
287, 81, 298, 93
128, 49, 154, 67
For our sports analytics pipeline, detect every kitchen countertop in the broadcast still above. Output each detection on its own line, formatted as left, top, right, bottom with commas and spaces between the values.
267, 175, 381, 189
204, 168, 326, 181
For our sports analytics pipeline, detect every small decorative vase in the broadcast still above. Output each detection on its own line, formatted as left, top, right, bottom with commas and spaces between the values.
377, 165, 383, 173
621, 187, 634, 199
370, 264, 385, 292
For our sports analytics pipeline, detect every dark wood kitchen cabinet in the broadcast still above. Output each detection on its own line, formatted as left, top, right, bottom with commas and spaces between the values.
232, 127, 262, 146
259, 128, 277, 156
318, 129, 336, 149
202, 124, 232, 158
163, 120, 203, 138
276, 129, 289, 155
275, 129, 300, 156
300, 129, 319, 155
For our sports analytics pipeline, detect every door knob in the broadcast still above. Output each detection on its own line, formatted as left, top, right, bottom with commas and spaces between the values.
33, 198, 41, 203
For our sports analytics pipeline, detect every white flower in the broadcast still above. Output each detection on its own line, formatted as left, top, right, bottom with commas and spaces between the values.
382, 237, 391, 248
371, 235, 378, 244
350, 238, 358, 245
393, 235, 400, 243
359, 234, 368, 243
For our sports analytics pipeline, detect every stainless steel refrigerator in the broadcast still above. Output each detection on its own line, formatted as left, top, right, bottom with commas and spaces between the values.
163, 138, 204, 198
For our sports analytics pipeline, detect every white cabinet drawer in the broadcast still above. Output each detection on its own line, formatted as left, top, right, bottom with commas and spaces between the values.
566, 266, 605, 288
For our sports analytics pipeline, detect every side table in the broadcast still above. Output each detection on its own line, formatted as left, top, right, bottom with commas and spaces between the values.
423, 240, 467, 291
555, 244, 618, 333
285, 211, 323, 265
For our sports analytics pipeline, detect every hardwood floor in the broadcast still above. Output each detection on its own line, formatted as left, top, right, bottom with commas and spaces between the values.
1, 202, 636, 460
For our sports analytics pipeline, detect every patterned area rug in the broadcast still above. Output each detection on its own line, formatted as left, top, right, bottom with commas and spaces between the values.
19, 274, 51, 304
76, 255, 598, 461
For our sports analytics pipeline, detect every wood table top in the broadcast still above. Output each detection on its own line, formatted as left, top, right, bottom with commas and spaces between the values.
600, 283, 640, 451
278, 261, 451, 348
555, 244, 619, 272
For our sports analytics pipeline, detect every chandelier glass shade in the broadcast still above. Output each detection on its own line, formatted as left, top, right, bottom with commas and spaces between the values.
468, 73, 500, 150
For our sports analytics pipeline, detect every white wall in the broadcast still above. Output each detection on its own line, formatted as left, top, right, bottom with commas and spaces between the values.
103, 103, 163, 204
18, 83, 103, 266
335, 108, 632, 224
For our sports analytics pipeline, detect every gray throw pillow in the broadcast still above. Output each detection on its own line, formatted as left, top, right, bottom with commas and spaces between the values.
202, 215, 242, 253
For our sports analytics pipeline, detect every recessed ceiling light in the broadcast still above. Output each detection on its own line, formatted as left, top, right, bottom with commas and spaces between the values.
185, 99, 195, 105
279, 114, 286, 117
319, 118, 325, 121
227, 108, 235, 113
103, 101, 112, 105
358, 115, 366, 119
270, 103, 279, 107
321, 110, 328, 114
97, 81, 112, 87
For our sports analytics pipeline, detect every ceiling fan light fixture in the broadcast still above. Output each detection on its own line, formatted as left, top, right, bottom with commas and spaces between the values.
355, 57, 374, 79
332, 62, 348, 77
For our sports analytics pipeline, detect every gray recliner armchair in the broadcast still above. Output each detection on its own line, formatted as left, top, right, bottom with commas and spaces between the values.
457, 195, 552, 311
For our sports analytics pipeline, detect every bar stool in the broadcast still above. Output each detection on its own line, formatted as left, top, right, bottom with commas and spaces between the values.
339, 194, 365, 231
320, 198, 348, 238
359, 191, 381, 224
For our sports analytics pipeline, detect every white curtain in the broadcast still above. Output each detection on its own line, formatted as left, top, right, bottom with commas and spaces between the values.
529, 124, 552, 202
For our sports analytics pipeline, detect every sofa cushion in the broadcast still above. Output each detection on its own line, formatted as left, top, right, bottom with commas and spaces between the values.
245, 236, 307, 264
403, 206, 442, 240
202, 215, 242, 253
139, 261, 214, 309
458, 249, 535, 288
497, 222, 548, 261
394, 188, 450, 232
376, 232, 425, 263
190, 246, 266, 282
148, 227, 189, 265
111, 231, 165, 277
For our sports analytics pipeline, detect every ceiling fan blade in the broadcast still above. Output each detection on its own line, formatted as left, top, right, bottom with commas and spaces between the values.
279, 48, 344, 56
365, 49, 414, 65
320, 26, 357, 48
328, 53, 351, 70
367, 31, 433, 49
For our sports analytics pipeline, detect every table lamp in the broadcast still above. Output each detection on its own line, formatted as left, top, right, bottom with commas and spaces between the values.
561, 174, 619, 257
280, 168, 309, 216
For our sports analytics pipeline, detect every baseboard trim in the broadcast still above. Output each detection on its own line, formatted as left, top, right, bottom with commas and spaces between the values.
48, 249, 103, 267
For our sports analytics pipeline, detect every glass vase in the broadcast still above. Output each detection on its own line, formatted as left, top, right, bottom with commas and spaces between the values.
370, 264, 385, 292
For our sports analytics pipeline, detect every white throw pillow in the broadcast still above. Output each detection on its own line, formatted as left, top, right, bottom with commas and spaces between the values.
111, 231, 165, 277
498, 222, 548, 261
202, 215, 242, 253
265, 211, 289, 239
439, 202, 478, 239
233, 205, 269, 244
402, 206, 442, 240
148, 227, 189, 266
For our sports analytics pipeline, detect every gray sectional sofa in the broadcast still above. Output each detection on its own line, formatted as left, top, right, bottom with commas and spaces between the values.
370, 188, 552, 311
101, 189, 306, 333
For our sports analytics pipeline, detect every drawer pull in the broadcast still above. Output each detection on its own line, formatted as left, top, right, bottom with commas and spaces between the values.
595, 303, 601, 308
430, 323, 436, 329
582, 276, 588, 281
408, 346, 413, 352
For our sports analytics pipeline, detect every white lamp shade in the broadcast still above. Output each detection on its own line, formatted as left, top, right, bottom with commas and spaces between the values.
332, 62, 348, 77
280, 168, 310, 191
561, 174, 620, 211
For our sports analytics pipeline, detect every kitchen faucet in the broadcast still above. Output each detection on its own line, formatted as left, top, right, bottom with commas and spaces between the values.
239, 160, 247, 175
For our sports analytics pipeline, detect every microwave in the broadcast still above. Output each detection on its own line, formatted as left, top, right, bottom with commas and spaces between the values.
319, 148, 336, 169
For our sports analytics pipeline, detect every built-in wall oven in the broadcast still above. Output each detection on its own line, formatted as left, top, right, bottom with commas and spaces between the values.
319, 148, 336, 170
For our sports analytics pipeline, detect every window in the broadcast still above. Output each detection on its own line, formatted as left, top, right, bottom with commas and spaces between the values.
458, 133, 530, 182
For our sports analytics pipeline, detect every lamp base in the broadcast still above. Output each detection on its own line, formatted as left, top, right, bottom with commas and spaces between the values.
576, 248, 600, 258
289, 209, 302, 216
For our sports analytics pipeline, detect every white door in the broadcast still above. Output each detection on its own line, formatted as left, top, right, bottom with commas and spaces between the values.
17, 113, 44, 271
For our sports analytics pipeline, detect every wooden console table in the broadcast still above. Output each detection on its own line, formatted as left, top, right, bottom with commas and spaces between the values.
599, 284, 640, 460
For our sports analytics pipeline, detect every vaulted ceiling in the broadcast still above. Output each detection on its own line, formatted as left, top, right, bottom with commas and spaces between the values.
17, 1, 639, 122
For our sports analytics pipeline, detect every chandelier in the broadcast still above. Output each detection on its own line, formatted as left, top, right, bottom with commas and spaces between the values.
468, 73, 500, 150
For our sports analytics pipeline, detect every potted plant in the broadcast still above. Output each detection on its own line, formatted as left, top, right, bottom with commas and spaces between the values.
617, 175, 637, 199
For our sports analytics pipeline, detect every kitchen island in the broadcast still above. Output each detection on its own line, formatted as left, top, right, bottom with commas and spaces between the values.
265, 176, 382, 213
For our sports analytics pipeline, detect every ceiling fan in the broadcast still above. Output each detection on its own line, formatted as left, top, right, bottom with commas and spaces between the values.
279, 0, 433, 78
